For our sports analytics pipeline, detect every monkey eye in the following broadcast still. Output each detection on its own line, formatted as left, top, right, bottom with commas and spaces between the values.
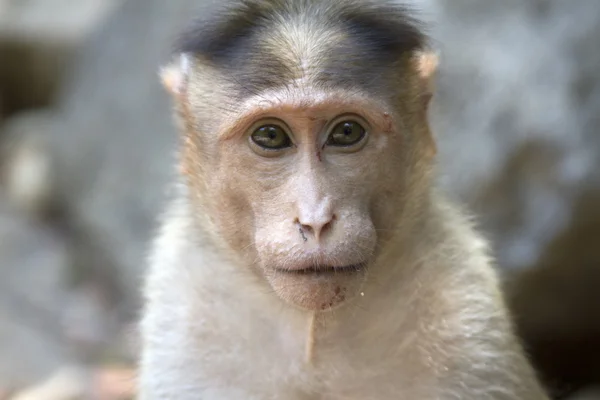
250, 124, 292, 150
327, 121, 366, 147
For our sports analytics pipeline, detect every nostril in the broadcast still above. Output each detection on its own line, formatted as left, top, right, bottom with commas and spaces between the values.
299, 223, 314, 236
295, 214, 336, 242
320, 214, 336, 236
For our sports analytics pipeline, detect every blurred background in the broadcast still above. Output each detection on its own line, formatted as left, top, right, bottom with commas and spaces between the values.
0, 0, 598, 399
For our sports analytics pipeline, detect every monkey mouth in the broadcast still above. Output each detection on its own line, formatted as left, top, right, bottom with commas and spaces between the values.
275, 263, 366, 276
267, 262, 368, 311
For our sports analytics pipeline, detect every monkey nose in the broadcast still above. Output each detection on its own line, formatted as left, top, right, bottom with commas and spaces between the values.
295, 213, 336, 243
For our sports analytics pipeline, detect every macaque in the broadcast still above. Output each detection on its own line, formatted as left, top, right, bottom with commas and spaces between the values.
138, 0, 550, 398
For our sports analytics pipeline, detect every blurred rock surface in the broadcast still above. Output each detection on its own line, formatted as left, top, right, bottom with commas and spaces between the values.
565, 387, 600, 400
45, 0, 211, 322
422, 0, 600, 270
0, 0, 118, 117
0, 111, 56, 216
10, 367, 89, 400
0, 0, 124, 392
0, 197, 71, 389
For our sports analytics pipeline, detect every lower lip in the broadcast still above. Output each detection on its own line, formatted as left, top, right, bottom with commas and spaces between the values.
275, 263, 366, 276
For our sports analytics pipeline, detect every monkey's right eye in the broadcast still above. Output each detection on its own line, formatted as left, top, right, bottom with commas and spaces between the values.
250, 125, 292, 150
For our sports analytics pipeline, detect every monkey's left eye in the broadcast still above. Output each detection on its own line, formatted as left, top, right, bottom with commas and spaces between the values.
251, 125, 292, 150
327, 121, 366, 147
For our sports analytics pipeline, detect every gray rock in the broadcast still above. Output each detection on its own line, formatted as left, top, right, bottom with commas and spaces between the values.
1, 111, 56, 217
565, 387, 600, 400
0, 198, 71, 388
423, 0, 600, 271
46, 0, 220, 319
0, 0, 119, 116
0, 189, 121, 388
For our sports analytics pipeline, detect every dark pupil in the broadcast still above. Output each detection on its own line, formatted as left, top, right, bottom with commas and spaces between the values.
343, 124, 354, 136
330, 121, 365, 146
252, 125, 290, 149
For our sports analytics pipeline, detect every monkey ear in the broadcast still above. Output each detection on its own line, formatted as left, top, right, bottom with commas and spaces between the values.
160, 53, 191, 97
413, 51, 439, 102
413, 51, 439, 157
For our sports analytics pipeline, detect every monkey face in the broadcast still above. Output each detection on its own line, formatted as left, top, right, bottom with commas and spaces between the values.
180, 84, 430, 311
165, 5, 438, 310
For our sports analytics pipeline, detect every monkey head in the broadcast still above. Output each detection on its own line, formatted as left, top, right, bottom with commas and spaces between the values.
161, 0, 438, 311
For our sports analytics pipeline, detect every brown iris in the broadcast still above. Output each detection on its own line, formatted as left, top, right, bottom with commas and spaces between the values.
251, 125, 291, 150
328, 121, 366, 147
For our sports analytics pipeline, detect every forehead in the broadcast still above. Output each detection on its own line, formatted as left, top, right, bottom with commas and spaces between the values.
223, 85, 395, 134
177, 0, 427, 99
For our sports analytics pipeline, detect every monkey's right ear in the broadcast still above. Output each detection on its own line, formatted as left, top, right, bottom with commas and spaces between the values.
413, 50, 439, 102
160, 53, 191, 97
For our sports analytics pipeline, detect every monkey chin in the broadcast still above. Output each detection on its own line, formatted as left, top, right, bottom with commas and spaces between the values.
265, 264, 367, 312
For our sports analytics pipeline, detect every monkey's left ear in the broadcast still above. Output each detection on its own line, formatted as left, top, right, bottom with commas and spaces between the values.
160, 53, 191, 98
413, 51, 439, 104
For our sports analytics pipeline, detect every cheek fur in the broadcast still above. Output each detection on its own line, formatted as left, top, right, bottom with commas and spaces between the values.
204, 163, 259, 259
214, 191, 254, 250
209, 159, 295, 265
